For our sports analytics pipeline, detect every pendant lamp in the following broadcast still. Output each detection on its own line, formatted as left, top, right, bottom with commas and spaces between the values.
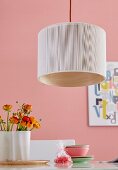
38, 0, 106, 87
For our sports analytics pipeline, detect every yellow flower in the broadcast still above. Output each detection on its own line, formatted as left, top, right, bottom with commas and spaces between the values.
29, 116, 41, 129
3, 104, 12, 111
33, 121, 41, 129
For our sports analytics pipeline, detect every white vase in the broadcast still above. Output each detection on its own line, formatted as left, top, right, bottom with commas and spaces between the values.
0, 131, 31, 161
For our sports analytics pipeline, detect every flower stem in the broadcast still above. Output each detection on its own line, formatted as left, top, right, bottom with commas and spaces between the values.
0, 123, 3, 131
10, 123, 14, 131
30, 127, 34, 131
16, 124, 19, 131
7, 111, 10, 131
3, 123, 6, 131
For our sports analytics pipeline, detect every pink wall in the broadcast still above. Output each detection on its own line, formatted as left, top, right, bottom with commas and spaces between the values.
0, 0, 118, 161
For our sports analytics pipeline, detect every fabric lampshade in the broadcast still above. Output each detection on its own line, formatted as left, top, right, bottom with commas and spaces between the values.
38, 22, 106, 87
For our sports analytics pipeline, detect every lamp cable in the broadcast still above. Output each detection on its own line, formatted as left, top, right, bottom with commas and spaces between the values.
69, 0, 71, 22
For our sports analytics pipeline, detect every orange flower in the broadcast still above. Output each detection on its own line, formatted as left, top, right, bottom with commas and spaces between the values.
21, 116, 40, 129
20, 120, 33, 128
9, 116, 19, 124
1, 102, 41, 131
20, 120, 26, 127
22, 104, 32, 113
21, 116, 32, 128
29, 116, 37, 124
29, 116, 41, 129
19, 112, 24, 118
3, 104, 12, 111
27, 121, 33, 128
33, 121, 41, 129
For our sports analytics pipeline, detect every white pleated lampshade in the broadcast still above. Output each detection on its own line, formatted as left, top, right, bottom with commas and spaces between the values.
38, 22, 106, 87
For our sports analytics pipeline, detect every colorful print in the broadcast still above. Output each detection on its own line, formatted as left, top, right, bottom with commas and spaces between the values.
88, 62, 118, 126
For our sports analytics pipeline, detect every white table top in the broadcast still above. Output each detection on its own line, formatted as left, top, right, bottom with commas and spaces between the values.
0, 161, 118, 170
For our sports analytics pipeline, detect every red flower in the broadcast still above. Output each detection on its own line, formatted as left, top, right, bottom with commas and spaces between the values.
22, 116, 30, 122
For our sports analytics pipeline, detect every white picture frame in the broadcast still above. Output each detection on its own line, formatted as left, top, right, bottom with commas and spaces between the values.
88, 62, 118, 126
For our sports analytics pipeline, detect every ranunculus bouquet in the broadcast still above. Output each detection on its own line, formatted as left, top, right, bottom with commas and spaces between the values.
0, 101, 41, 131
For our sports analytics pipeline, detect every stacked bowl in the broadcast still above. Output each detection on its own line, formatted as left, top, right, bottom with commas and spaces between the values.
65, 144, 93, 164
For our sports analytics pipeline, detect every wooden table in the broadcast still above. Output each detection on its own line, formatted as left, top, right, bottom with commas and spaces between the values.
0, 161, 118, 170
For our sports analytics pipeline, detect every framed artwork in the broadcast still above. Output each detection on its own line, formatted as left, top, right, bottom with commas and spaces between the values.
88, 62, 118, 126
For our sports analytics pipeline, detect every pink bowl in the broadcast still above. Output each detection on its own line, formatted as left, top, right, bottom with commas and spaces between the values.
65, 145, 89, 157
